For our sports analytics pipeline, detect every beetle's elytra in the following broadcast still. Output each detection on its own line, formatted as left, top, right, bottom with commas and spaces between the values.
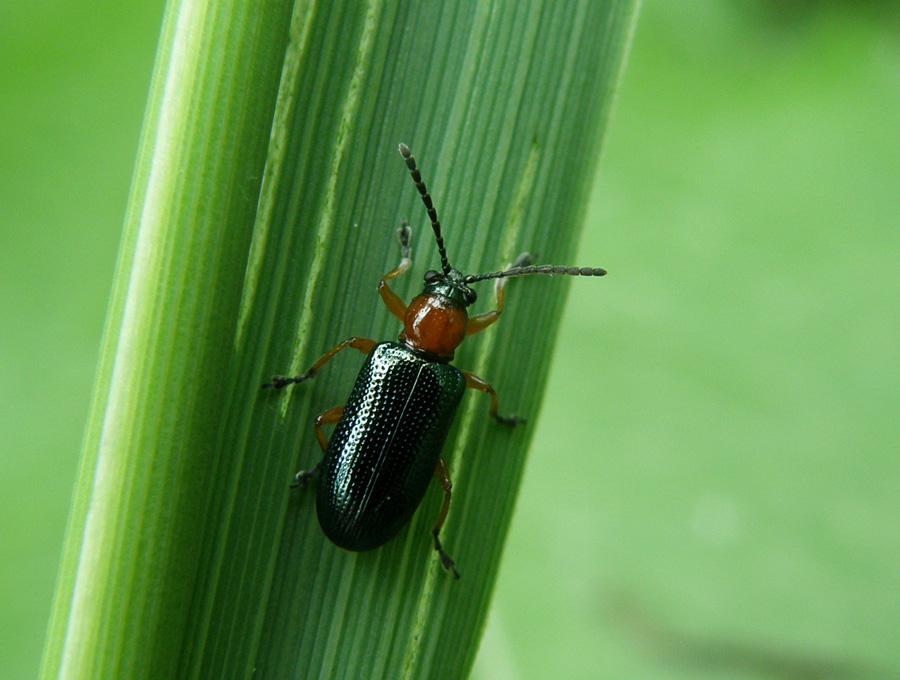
264, 143, 606, 578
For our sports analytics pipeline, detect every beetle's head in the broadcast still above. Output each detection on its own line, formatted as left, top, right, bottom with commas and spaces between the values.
422, 267, 477, 307
396, 142, 606, 359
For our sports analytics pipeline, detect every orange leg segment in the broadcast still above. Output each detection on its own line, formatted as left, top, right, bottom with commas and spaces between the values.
314, 405, 344, 452
466, 252, 531, 336
263, 336, 377, 389
432, 456, 460, 579
377, 222, 413, 321
290, 405, 344, 489
465, 274, 507, 335
462, 370, 525, 427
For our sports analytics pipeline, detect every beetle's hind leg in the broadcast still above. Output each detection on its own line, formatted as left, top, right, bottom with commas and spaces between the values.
432, 456, 460, 579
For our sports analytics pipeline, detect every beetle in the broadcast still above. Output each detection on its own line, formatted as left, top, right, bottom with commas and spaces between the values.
264, 143, 605, 578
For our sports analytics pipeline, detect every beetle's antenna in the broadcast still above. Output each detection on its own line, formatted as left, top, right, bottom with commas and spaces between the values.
465, 263, 607, 284
399, 143, 452, 275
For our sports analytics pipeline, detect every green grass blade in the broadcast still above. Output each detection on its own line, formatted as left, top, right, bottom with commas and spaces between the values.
41, 1, 639, 678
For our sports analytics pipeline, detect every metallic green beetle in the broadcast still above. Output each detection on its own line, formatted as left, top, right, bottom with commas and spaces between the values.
264, 143, 606, 578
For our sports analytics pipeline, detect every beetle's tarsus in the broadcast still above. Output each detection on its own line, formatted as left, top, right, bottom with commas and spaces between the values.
432, 530, 460, 579
510, 252, 533, 269
494, 413, 525, 427
262, 374, 309, 390
397, 220, 412, 259
290, 463, 321, 489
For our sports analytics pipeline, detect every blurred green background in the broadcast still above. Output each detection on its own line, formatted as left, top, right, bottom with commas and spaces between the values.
2, 2, 898, 679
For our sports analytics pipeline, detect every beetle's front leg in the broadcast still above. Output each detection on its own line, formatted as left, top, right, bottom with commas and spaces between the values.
263, 336, 377, 389
466, 252, 533, 336
461, 370, 525, 427
432, 456, 460, 579
377, 221, 413, 321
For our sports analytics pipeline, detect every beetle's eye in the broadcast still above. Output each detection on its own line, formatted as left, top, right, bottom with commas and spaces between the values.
464, 287, 477, 305
424, 270, 439, 283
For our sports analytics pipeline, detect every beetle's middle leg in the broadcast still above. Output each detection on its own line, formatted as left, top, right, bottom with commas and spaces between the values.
432, 456, 460, 579
461, 370, 525, 427
290, 405, 344, 488
263, 336, 377, 389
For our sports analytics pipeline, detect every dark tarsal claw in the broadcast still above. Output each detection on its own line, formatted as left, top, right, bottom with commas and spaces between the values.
432, 530, 460, 579
262, 374, 308, 390
397, 220, 412, 258
510, 252, 533, 269
290, 464, 320, 489
494, 413, 526, 427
